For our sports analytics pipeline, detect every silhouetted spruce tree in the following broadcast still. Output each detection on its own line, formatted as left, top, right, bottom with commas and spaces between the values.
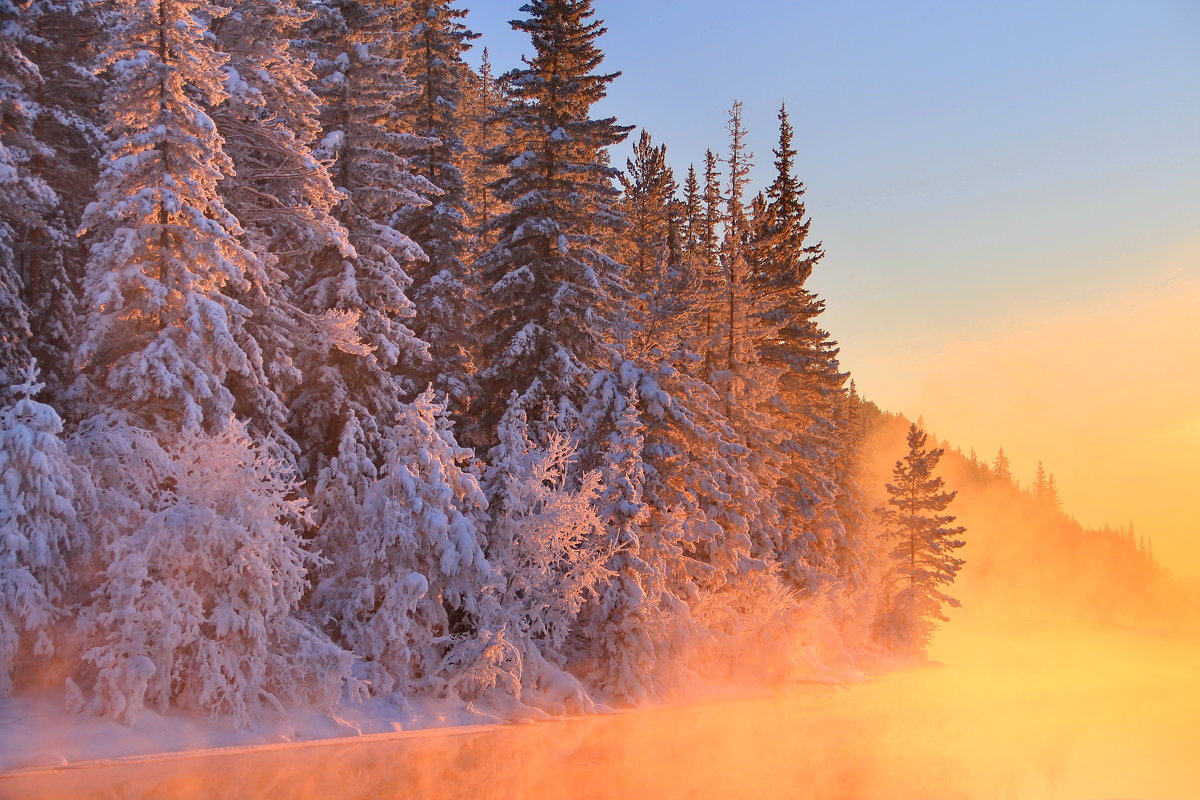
1032, 461, 1061, 508
394, 0, 481, 414
875, 423, 966, 653
472, 0, 632, 451
991, 447, 1012, 483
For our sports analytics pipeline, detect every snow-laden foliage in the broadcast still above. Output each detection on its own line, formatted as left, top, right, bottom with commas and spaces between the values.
68, 418, 352, 726
311, 389, 495, 700
211, 0, 353, 456
471, 0, 632, 451
0, 363, 82, 695
76, 0, 267, 433
393, 0, 481, 414
0, 0, 101, 400
483, 411, 612, 710
0, 2, 55, 391
0, 0, 969, 729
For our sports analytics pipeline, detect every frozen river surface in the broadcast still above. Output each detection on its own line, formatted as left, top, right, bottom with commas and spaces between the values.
4, 618, 1198, 800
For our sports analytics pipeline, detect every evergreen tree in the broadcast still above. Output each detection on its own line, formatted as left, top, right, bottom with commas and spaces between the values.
747, 104, 847, 590
706, 101, 786, 560
1032, 460, 1048, 498
1046, 473, 1061, 509
616, 129, 677, 281
394, 0, 480, 414
0, 2, 54, 392
295, 0, 436, 539
991, 447, 1012, 483
875, 423, 966, 653
0, 362, 83, 695
460, 47, 506, 257
16, 1, 104, 400
69, 420, 353, 725
472, 0, 632, 451
311, 389, 494, 700
210, 0, 353, 454
76, 0, 267, 434
1032, 462, 1061, 508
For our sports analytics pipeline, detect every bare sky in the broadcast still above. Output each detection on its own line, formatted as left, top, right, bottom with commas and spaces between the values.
465, 1, 1200, 576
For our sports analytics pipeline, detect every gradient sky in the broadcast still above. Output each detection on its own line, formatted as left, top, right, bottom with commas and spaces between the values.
464, 1, 1200, 576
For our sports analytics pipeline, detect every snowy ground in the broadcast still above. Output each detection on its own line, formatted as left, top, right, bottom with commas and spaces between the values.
0, 690, 514, 773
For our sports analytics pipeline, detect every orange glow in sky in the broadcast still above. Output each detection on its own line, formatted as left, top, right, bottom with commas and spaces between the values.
848, 237, 1200, 579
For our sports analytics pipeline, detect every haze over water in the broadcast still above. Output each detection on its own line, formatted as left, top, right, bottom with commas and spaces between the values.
8, 615, 1198, 800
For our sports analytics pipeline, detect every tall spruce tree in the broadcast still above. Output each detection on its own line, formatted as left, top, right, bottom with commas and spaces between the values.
460, 46, 506, 258
16, 1, 103, 401
747, 105, 848, 590
76, 0, 266, 433
471, 0, 632, 452
294, 0, 436, 540
210, 0, 353, 456
706, 101, 786, 561
875, 423, 966, 653
0, 1, 54, 393
394, 0, 480, 414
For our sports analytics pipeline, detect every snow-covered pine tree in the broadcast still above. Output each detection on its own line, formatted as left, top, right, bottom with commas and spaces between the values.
0, 362, 83, 695
70, 0, 354, 725
0, 2, 54, 392
75, 0, 266, 433
459, 46, 506, 258
209, 0, 354, 455
707, 101, 786, 561
293, 0, 435, 538
874, 423, 966, 653
310, 389, 496, 701
393, 0, 480, 415
6, 0, 104, 400
69, 419, 353, 725
578, 379, 656, 702
485, 410, 612, 712
746, 104, 848, 591
471, 0, 632, 452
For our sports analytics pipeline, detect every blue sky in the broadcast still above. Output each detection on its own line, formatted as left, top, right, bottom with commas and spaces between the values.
463, 1, 1200, 569
464, 1, 1198, 379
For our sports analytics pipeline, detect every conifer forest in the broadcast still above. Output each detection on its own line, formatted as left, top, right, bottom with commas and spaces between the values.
0, 1, 1195, 796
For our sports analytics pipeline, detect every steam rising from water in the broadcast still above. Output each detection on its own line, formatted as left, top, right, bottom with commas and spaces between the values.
6, 418, 1197, 799
6, 621, 1198, 799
